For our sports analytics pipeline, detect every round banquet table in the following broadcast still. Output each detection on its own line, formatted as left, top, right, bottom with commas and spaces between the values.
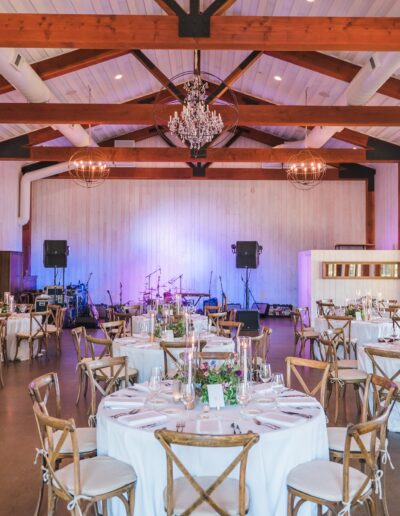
314, 317, 394, 347
358, 341, 400, 432
131, 313, 209, 334
6, 314, 39, 361
113, 334, 235, 383
97, 385, 329, 516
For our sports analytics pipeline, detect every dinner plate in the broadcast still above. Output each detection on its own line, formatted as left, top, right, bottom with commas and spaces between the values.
255, 397, 275, 407
241, 407, 262, 417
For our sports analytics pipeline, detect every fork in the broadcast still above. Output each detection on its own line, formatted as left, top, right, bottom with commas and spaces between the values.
111, 408, 140, 419
279, 410, 312, 419
176, 421, 186, 432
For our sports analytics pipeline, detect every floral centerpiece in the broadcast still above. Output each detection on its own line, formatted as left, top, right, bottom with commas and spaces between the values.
154, 319, 185, 338
179, 361, 242, 405
345, 304, 357, 317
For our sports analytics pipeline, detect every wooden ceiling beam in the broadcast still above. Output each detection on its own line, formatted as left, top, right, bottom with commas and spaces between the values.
52, 167, 343, 181
0, 49, 130, 96
265, 51, 400, 101
2, 146, 367, 163
2, 15, 400, 50
2, 103, 400, 126
204, 0, 238, 16
153, 1, 186, 16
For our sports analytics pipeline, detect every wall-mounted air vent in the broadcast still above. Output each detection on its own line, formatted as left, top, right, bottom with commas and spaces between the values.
369, 56, 376, 70
10, 52, 23, 71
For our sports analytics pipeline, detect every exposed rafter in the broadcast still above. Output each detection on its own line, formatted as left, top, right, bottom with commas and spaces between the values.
2, 103, 400, 126
1, 15, 400, 50
265, 51, 400, 101
0, 146, 369, 163
153, 0, 186, 16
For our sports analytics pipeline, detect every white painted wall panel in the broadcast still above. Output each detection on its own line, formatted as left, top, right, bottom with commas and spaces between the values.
0, 162, 21, 251
375, 163, 399, 250
31, 179, 366, 306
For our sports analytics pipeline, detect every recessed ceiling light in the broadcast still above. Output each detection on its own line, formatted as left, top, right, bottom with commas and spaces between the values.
306, 0, 315, 3
274, 75, 282, 81
353, 146, 357, 149
114, 74, 123, 80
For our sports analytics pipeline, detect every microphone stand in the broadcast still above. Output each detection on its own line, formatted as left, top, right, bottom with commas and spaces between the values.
240, 270, 259, 310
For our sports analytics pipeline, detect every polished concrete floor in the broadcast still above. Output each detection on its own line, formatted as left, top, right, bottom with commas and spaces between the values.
0, 317, 398, 515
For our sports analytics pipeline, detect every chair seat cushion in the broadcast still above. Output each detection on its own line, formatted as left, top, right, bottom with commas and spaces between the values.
336, 369, 367, 382
287, 459, 371, 502
163, 476, 249, 516
328, 427, 377, 454
52, 427, 97, 455
300, 330, 319, 338
54, 456, 136, 497
47, 324, 57, 333
337, 359, 358, 369
16, 331, 45, 339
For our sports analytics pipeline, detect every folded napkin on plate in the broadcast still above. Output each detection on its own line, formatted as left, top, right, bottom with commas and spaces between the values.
257, 410, 305, 427
195, 419, 223, 434
277, 396, 320, 407
104, 396, 146, 409
118, 410, 167, 427
130, 382, 150, 393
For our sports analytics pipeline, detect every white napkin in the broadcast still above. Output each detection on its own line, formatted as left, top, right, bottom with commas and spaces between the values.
195, 419, 223, 434
253, 384, 274, 395
118, 410, 168, 427
257, 410, 305, 427
130, 382, 150, 393
104, 396, 146, 409
277, 396, 320, 407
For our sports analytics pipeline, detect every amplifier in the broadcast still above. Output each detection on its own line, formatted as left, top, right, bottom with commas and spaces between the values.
236, 310, 260, 331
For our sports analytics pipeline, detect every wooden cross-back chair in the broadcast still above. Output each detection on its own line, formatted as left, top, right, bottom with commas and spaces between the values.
28, 372, 97, 516
83, 356, 129, 426
15, 302, 33, 313
316, 299, 335, 317
287, 406, 391, 516
250, 326, 272, 369
204, 305, 222, 316
217, 320, 243, 340
318, 333, 367, 423
155, 429, 259, 516
328, 373, 398, 516
113, 311, 133, 336
208, 312, 228, 333
387, 304, 400, 317
160, 341, 206, 379
71, 327, 91, 405
292, 307, 319, 357
392, 315, 400, 335
15, 310, 50, 360
32, 404, 135, 516
285, 356, 330, 408
365, 347, 400, 403
100, 320, 125, 340
47, 306, 67, 354
324, 315, 357, 359
84, 333, 137, 388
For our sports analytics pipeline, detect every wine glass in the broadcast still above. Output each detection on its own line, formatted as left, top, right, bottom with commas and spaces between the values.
181, 383, 195, 410
259, 363, 272, 384
236, 381, 252, 413
271, 372, 285, 394
149, 366, 162, 399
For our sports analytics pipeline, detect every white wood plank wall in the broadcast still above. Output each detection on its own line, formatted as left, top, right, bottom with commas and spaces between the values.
31, 179, 366, 306
375, 163, 399, 250
0, 162, 22, 252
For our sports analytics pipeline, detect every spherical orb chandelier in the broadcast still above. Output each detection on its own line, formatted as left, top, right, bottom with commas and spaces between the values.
68, 86, 110, 188
68, 147, 110, 188
286, 148, 327, 190
154, 69, 239, 156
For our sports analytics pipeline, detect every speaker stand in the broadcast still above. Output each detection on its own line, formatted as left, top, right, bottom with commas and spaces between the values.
244, 268, 250, 309
53, 266, 57, 288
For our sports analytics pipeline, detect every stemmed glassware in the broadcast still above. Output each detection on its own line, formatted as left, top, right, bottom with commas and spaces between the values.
236, 381, 252, 413
181, 382, 195, 410
148, 366, 162, 401
259, 363, 272, 384
271, 372, 285, 394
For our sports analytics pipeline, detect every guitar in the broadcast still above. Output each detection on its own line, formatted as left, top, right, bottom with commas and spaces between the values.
86, 273, 99, 321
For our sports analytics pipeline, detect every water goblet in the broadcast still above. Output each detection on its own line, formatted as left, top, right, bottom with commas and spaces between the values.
236, 381, 252, 413
181, 383, 195, 410
259, 363, 272, 384
271, 372, 285, 394
149, 366, 162, 400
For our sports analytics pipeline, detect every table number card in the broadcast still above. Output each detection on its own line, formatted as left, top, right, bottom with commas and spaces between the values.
207, 384, 225, 409
355, 311, 362, 321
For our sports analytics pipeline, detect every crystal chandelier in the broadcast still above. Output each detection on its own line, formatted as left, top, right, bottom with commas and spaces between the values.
68, 87, 110, 188
285, 88, 327, 190
167, 75, 224, 152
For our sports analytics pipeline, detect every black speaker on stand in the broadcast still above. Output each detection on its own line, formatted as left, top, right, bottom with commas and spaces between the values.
231, 241, 263, 310
43, 240, 68, 304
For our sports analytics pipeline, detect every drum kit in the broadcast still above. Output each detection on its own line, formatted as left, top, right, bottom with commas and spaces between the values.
140, 268, 210, 310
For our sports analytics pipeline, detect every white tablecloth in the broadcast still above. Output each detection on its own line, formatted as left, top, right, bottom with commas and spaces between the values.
131, 313, 209, 334
6, 314, 39, 361
97, 387, 329, 516
358, 341, 400, 432
314, 317, 394, 344
113, 334, 235, 383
